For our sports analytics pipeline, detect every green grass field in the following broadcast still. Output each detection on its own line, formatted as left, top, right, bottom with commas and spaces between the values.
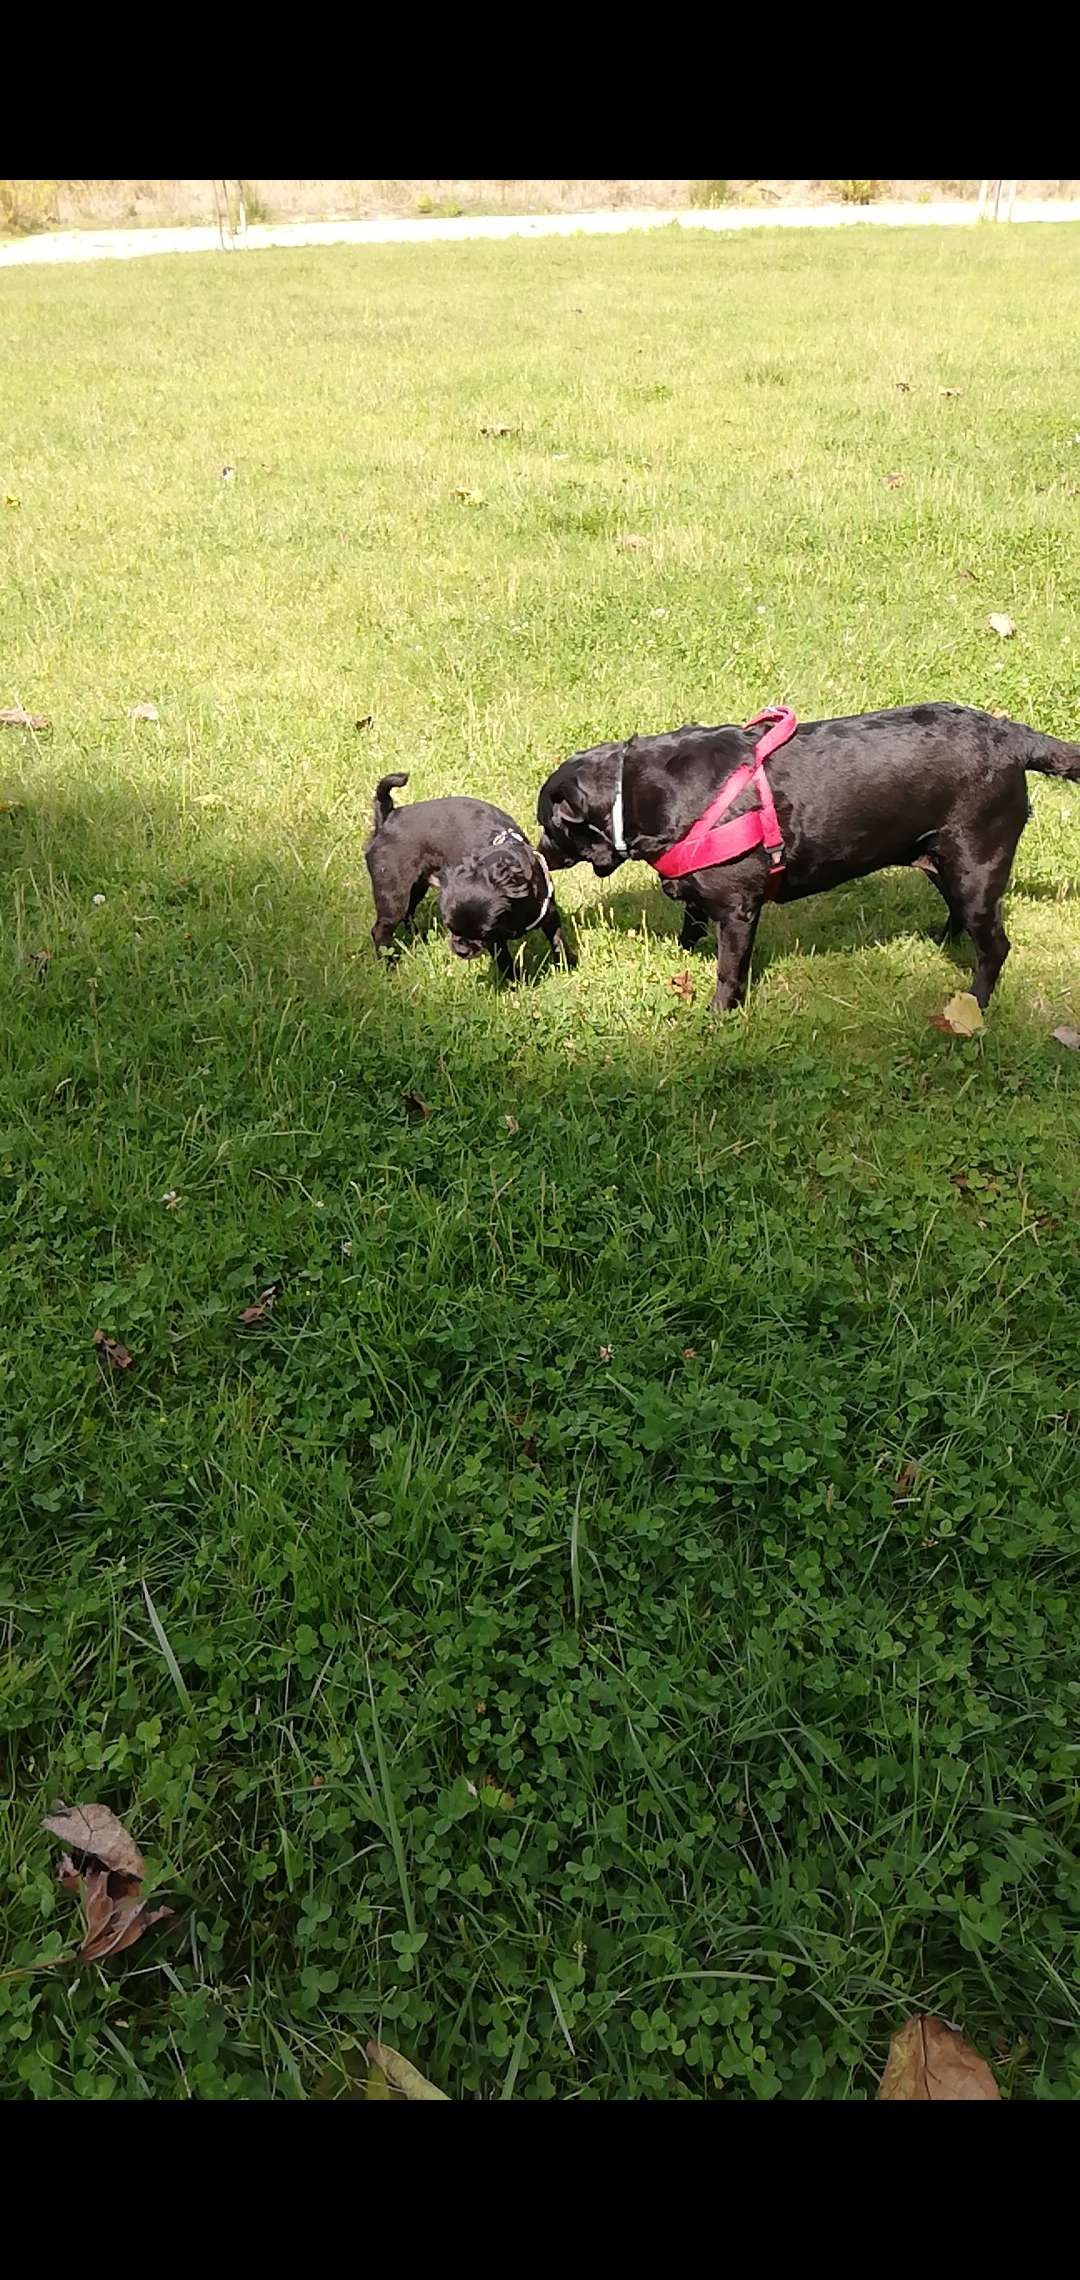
1, 225, 1078, 2100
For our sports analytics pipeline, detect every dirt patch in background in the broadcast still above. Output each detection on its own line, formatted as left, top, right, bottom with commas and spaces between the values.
48, 179, 1080, 230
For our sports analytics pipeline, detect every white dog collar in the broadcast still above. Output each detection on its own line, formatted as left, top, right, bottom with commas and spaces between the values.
610, 761, 627, 856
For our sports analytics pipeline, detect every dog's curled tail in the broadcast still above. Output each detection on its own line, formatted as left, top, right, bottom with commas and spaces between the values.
372, 772, 409, 828
1023, 729, 1080, 780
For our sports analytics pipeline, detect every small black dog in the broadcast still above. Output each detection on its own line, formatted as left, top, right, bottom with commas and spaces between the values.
537, 704, 1080, 1012
366, 774, 574, 978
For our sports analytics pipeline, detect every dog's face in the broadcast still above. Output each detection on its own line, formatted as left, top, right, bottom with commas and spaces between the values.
536, 743, 627, 877
439, 840, 545, 958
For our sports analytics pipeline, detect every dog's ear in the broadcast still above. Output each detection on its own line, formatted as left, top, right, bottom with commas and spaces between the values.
550, 794, 581, 830
489, 848, 535, 899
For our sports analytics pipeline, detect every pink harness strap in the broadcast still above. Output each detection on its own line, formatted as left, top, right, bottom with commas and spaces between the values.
652, 706, 797, 885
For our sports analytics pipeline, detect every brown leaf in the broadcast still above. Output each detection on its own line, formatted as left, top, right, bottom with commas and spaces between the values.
0, 799, 22, 815
26, 948, 51, 979
894, 1459, 918, 1500
895, 378, 912, 393
4, 491, 20, 507
503, 1113, 520, 1134
42, 1802, 145, 1882
878, 2015, 1000, 2100
885, 472, 905, 489
80, 1892, 174, 1964
0, 705, 50, 730
1052, 1025, 1080, 1051
479, 423, 515, 438
669, 970, 696, 1003
128, 701, 160, 723
987, 612, 1015, 639
79, 1864, 116, 1950
403, 1089, 432, 1120
453, 488, 484, 507
56, 1852, 82, 1894
354, 714, 373, 731
939, 386, 962, 399
598, 1345, 613, 1363
237, 1282, 280, 1328
365, 2039, 448, 2100
958, 568, 978, 584
93, 1329, 134, 1371
618, 533, 648, 551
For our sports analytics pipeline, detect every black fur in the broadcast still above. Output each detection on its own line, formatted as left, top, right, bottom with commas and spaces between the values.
366, 774, 574, 977
537, 704, 1080, 1012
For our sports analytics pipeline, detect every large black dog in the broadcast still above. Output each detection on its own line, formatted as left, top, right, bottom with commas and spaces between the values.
537, 703, 1080, 1013
367, 774, 574, 978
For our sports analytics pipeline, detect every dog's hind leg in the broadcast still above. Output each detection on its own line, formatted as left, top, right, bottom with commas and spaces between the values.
932, 785, 1028, 1007
370, 874, 429, 959
912, 853, 968, 943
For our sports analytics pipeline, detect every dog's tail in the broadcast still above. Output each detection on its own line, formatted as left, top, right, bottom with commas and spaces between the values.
1019, 726, 1080, 780
372, 772, 409, 829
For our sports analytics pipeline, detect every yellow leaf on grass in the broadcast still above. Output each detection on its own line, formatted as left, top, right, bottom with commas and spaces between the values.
943, 992, 983, 1036
365, 2039, 448, 2100
930, 992, 984, 1038
879, 2015, 1000, 2101
987, 612, 1015, 639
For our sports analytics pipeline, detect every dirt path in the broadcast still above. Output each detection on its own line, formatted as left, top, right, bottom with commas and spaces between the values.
3, 200, 1079, 271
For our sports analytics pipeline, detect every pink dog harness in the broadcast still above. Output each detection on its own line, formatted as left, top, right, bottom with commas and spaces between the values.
651, 707, 797, 888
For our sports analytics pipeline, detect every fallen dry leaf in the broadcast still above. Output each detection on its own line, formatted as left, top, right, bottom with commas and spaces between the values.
958, 568, 978, 584
618, 533, 648, 551
42, 1802, 145, 1882
238, 1282, 280, 1327
26, 948, 51, 980
79, 1864, 117, 1950
403, 1089, 432, 1120
930, 992, 984, 1038
4, 492, 20, 508
599, 1345, 613, 1363
878, 2015, 1000, 2101
93, 1329, 134, 1371
885, 472, 905, 489
80, 1890, 173, 1963
479, 423, 515, 438
894, 1459, 918, 1500
1052, 1025, 1080, 1051
669, 970, 696, 1003
366, 2040, 448, 2100
987, 612, 1015, 639
453, 488, 484, 507
895, 378, 912, 393
939, 386, 962, 399
0, 799, 22, 815
0, 705, 50, 730
221, 464, 235, 482
128, 701, 160, 723
503, 1113, 520, 1133
354, 714, 373, 731
44, 1800, 175, 1967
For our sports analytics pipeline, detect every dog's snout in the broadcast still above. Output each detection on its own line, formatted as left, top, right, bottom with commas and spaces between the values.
537, 833, 566, 870
450, 935, 483, 960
